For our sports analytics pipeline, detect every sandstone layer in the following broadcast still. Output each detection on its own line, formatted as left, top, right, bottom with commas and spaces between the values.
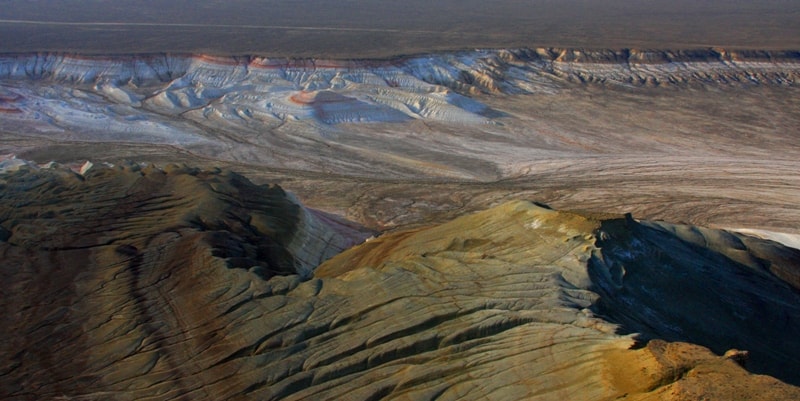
1, 165, 799, 400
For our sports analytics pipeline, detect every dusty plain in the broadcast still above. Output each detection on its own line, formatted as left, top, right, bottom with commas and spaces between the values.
1, 0, 800, 56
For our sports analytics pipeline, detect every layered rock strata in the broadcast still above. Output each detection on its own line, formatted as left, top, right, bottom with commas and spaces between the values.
1, 166, 799, 400
1, 49, 798, 181
1, 49, 798, 91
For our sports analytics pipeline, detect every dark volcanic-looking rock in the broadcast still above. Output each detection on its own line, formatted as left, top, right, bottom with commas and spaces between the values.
0, 167, 799, 400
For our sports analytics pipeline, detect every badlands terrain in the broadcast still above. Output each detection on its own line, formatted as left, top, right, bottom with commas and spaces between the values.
1, 163, 800, 401
1, 49, 800, 233
1, 48, 798, 401
2, 2, 800, 400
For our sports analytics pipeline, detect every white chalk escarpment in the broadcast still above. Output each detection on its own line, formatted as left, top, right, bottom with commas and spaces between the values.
1, 47, 799, 399
0, 49, 798, 180
1, 166, 799, 400
2, 49, 800, 236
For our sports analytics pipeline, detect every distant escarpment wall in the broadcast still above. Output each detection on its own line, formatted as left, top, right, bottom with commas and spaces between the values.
0, 48, 797, 93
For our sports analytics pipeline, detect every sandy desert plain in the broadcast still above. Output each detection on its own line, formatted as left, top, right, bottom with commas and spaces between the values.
1, 1, 800, 400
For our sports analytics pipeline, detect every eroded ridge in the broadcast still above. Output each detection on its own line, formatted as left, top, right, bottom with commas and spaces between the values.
1, 176, 799, 400
0, 162, 372, 400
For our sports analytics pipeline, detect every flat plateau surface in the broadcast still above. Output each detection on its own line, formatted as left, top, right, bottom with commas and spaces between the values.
1, 0, 800, 56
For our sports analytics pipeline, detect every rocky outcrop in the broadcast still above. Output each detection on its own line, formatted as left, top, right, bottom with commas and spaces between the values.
1, 169, 799, 400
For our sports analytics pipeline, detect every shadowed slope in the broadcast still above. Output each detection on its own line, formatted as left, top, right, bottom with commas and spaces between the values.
0, 169, 798, 399
314, 202, 800, 399
0, 163, 372, 399
590, 216, 800, 384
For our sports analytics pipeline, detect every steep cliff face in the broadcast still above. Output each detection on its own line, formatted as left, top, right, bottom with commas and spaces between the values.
1, 168, 799, 400
590, 216, 800, 384
1, 49, 797, 98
